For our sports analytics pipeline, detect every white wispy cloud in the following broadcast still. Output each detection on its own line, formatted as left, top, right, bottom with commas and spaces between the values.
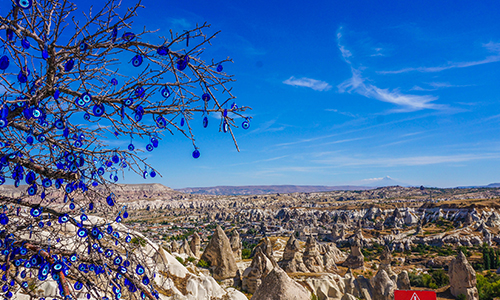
379, 41, 500, 74
370, 47, 385, 57
324, 108, 357, 118
316, 137, 368, 146
359, 176, 392, 182
338, 70, 442, 112
274, 133, 339, 147
283, 76, 332, 91
411, 82, 473, 91
336, 28, 444, 112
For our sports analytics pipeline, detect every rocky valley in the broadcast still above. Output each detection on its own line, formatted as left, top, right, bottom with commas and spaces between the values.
113, 184, 500, 300
4, 184, 500, 300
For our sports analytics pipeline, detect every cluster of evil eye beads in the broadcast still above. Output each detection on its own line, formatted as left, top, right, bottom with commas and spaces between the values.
0, 16, 250, 162
0, 2, 253, 299
0, 203, 159, 300
0, 0, 251, 209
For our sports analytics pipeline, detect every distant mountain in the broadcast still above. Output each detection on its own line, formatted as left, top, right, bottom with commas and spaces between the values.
176, 185, 372, 195
355, 176, 410, 187
455, 183, 500, 188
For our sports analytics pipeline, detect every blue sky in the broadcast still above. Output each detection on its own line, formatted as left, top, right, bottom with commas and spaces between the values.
119, 0, 500, 188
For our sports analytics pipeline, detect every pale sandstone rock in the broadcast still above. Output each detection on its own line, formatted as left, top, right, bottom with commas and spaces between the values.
279, 233, 308, 273
253, 237, 274, 259
251, 267, 310, 300
303, 235, 325, 272
320, 243, 347, 264
242, 248, 274, 293
355, 275, 373, 300
20, 215, 248, 300
342, 293, 358, 300
230, 230, 242, 261
301, 273, 345, 300
343, 269, 356, 296
190, 232, 201, 258
323, 249, 339, 272
201, 225, 238, 281
179, 238, 195, 257
343, 236, 364, 269
379, 246, 396, 277
371, 269, 395, 300
171, 240, 180, 253
449, 251, 479, 300
397, 270, 411, 290
487, 211, 500, 227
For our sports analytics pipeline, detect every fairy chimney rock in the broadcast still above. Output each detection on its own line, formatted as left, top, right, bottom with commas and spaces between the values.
279, 233, 308, 273
343, 235, 365, 269
371, 269, 396, 300
242, 248, 274, 293
250, 267, 310, 300
449, 251, 479, 300
302, 235, 324, 272
171, 240, 180, 253
190, 232, 201, 258
200, 225, 238, 280
230, 229, 242, 261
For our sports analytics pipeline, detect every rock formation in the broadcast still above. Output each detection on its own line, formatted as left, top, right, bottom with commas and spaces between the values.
449, 251, 479, 300
201, 225, 239, 281
171, 240, 180, 253
343, 235, 364, 269
416, 220, 422, 235
251, 267, 310, 300
190, 232, 201, 258
487, 211, 500, 227
397, 270, 411, 290
339, 226, 346, 239
322, 247, 339, 272
301, 273, 344, 300
465, 212, 474, 226
302, 235, 325, 272
379, 246, 396, 277
342, 294, 358, 300
179, 238, 194, 257
356, 274, 374, 300
253, 237, 274, 259
230, 229, 242, 261
279, 233, 308, 273
242, 248, 274, 293
371, 269, 395, 300
319, 243, 347, 264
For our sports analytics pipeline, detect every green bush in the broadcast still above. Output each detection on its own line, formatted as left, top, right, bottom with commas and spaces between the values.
242, 248, 252, 259
457, 294, 466, 300
409, 272, 424, 287
477, 272, 500, 300
131, 237, 146, 247
457, 246, 470, 257
473, 262, 485, 272
197, 259, 210, 268
430, 269, 449, 287
186, 256, 196, 263
482, 244, 500, 270
422, 274, 436, 289
408, 270, 448, 289
176, 256, 184, 265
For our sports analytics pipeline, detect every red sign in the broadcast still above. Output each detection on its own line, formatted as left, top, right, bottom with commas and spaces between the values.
395, 290, 437, 300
